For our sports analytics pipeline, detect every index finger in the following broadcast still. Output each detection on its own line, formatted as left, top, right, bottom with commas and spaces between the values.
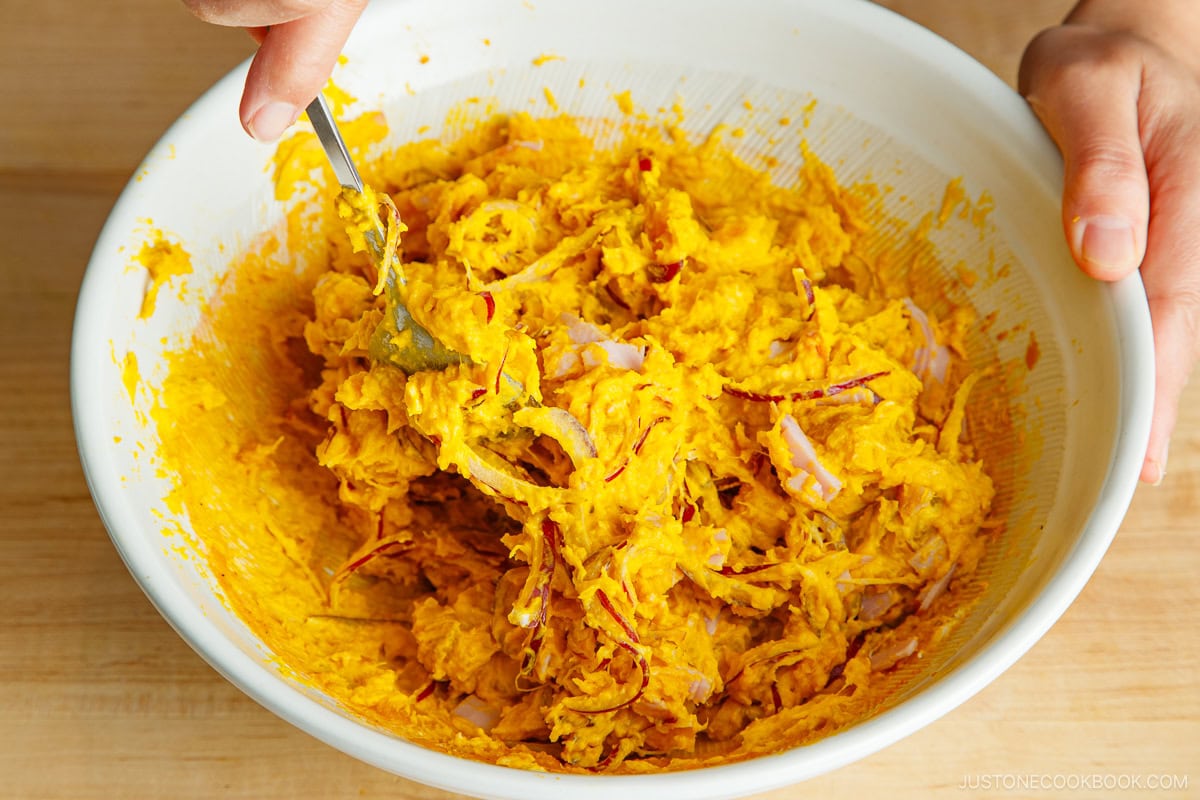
238, 0, 368, 141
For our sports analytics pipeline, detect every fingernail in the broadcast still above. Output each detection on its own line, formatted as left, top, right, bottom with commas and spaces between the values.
1152, 447, 1169, 486
1079, 215, 1136, 274
247, 101, 301, 142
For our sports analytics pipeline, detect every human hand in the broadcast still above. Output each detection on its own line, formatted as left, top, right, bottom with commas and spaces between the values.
183, 0, 368, 141
1019, 0, 1200, 485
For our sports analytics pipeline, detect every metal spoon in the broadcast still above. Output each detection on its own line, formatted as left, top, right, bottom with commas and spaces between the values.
304, 95, 592, 491
305, 93, 464, 374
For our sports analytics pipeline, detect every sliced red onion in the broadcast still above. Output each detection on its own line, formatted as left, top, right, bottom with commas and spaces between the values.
785, 468, 816, 496
461, 445, 545, 504
778, 414, 841, 502
565, 315, 606, 345
717, 562, 777, 577
513, 518, 561, 629
904, 298, 950, 385
684, 668, 713, 702
540, 406, 598, 466
477, 199, 525, 213
479, 290, 495, 323
562, 313, 646, 371
486, 224, 598, 289
596, 588, 639, 643
550, 351, 581, 379
570, 640, 648, 715
919, 564, 957, 612
859, 587, 895, 622
723, 371, 887, 403
510, 607, 538, 628
835, 569, 853, 594
816, 387, 877, 405
868, 635, 918, 671
452, 695, 500, 731
587, 340, 645, 371
908, 536, 947, 572
647, 260, 682, 283
704, 528, 730, 570
632, 416, 667, 455
330, 537, 411, 599
926, 345, 949, 384
564, 590, 649, 714
534, 647, 552, 678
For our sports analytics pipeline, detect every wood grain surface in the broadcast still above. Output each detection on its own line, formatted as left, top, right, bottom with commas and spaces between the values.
2, 1, 1196, 798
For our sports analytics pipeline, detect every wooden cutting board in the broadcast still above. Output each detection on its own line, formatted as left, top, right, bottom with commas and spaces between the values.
1, 1, 1195, 797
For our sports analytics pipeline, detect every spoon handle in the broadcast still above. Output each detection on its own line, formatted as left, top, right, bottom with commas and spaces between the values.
305, 93, 365, 193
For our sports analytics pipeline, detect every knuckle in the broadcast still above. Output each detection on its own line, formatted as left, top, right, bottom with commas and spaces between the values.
1021, 27, 1142, 97
182, 1, 223, 23
186, 0, 331, 25
1083, 31, 1144, 70
1144, 95, 1200, 156
1019, 28, 1064, 96
1073, 141, 1145, 183
1020, 27, 1060, 70
268, 0, 330, 19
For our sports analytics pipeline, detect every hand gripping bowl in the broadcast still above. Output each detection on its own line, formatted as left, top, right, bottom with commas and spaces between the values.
72, 0, 1153, 797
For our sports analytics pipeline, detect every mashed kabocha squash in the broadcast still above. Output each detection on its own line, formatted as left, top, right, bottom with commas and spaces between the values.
154, 111, 998, 772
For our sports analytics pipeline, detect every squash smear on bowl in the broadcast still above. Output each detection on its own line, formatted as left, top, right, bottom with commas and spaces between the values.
154, 112, 1000, 772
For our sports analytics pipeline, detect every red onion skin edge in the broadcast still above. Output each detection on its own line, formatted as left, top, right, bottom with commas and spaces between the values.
559, 590, 648, 716
337, 540, 408, 583
596, 589, 639, 642
717, 562, 777, 576
648, 260, 682, 283
723, 370, 889, 403
605, 416, 668, 481
492, 346, 509, 394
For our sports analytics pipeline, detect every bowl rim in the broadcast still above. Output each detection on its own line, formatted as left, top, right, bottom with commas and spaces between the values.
71, 0, 1154, 797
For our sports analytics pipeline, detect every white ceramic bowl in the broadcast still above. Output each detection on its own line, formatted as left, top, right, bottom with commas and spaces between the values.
72, 1, 1154, 797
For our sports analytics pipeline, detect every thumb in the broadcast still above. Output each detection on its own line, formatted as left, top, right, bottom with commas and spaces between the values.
239, 0, 367, 141
1021, 32, 1149, 281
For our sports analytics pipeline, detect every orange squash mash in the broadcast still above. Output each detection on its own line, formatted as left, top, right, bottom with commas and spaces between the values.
154, 111, 998, 772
